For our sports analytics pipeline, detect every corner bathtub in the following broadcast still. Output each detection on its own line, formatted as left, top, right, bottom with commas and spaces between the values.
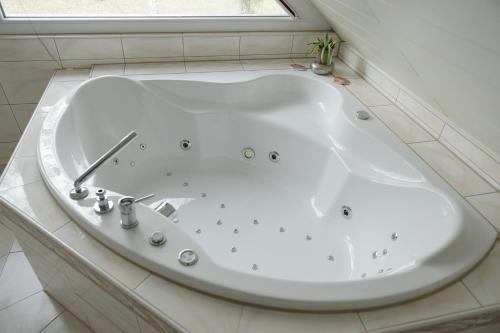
38, 70, 495, 311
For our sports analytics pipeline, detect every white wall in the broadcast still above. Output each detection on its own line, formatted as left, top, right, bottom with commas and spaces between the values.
311, 0, 500, 159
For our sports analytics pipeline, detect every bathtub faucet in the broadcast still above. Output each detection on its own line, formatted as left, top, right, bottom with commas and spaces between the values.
118, 194, 155, 229
69, 131, 138, 200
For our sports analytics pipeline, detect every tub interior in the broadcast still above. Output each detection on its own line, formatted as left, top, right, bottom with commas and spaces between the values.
52, 75, 460, 282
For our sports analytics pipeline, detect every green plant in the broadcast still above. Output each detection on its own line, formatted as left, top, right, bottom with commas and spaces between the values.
307, 34, 343, 65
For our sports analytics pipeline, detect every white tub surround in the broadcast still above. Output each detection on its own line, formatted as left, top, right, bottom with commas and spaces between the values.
1, 60, 500, 333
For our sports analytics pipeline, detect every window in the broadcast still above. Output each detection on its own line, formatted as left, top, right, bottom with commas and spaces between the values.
0, 0, 292, 18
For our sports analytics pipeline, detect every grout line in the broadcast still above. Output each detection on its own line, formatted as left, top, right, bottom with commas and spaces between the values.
37, 308, 67, 333
461, 280, 484, 307
464, 191, 498, 198
234, 306, 245, 333
0, 289, 43, 312
356, 312, 368, 332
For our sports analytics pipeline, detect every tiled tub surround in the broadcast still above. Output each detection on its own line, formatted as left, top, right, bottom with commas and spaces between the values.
338, 44, 500, 192
0, 31, 334, 172
0, 60, 498, 333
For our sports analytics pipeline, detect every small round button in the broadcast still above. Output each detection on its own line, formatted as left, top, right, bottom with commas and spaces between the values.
178, 249, 198, 266
356, 110, 370, 120
149, 231, 166, 247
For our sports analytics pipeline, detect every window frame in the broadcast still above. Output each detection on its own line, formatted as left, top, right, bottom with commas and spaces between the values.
0, 0, 329, 34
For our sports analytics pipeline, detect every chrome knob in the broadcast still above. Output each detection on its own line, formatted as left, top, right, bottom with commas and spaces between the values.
149, 231, 166, 247
356, 110, 370, 120
94, 188, 113, 214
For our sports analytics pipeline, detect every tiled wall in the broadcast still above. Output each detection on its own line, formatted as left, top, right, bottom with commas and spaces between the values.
339, 44, 500, 191
0, 31, 332, 171
310, 0, 500, 165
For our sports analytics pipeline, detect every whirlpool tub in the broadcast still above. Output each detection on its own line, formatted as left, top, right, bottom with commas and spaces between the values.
38, 70, 496, 311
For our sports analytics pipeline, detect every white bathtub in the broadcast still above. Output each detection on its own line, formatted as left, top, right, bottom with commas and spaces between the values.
38, 70, 495, 311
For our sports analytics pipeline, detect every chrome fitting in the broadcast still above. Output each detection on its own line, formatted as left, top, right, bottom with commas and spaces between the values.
93, 188, 113, 214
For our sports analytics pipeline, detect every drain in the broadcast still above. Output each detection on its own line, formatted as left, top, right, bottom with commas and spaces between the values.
180, 139, 191, 151
356, 110, 370, 120
269, 151, 280, 163
242, 147, 255, 160
341, 205, 352, 219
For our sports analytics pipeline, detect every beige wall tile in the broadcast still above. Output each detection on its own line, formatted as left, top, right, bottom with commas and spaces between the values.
240, 33, 293, 55
0, 37, 59, 61
122, 35, 183, 59
410, 141, 495, 196
183, 33, 239, 57
56, 37, 124, 60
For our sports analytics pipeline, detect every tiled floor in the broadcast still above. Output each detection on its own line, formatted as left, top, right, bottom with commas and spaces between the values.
0, 233, 93, 333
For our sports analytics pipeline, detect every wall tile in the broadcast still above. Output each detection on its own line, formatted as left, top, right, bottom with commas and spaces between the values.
467, 193, 500, 231
11, 104, 36, 131
463, 242, 500, 305
410, 141, 495, 196
0, 222, 14, 258
91, 64, 125, 77
370, 105, 433, 143
240, 33, 293, 55
185, 60, 243, 73
0, 105, 21, 142
124, 62, 185, 75
135, 275, 242, 333
0, 37, 59, 61
55, 36, 124, 60
397, 89, 445, 138
183, 33, 239, 57
238, 306, 364, 333
125, 57, 184, 64
241, 58, 293, 70
346, 78, 392, 106
62, 58, 124, 69
122, 35, 183, 59
359, 282, 479, 330
184, 55, 240, 62
53, 69, 90, 82
0, 61, 60, 104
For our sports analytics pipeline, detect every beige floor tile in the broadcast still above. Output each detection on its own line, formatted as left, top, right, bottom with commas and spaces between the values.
237, 306, 365, 333
467, 193, 500, 231
11, 104, 37, 131
41, 310, 92, 333
0, 252, 42, 310
370, 105, 434, 143
359, 282, 479, 330
410, 141, 495, 196
0, 292, 64, 333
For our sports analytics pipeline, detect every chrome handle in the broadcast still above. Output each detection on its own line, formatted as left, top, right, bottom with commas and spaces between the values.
70, 131, 137, 200
118, 194, 155, 229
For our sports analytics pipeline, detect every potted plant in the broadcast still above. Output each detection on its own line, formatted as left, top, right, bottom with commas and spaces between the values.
308, 34, 343, 75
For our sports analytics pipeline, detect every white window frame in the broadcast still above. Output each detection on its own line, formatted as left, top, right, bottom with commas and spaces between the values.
0, 0, 329, 34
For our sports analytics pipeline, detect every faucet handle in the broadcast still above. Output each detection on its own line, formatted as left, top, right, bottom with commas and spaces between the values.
93, 188, 113, 214
118, 194, 155, 229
